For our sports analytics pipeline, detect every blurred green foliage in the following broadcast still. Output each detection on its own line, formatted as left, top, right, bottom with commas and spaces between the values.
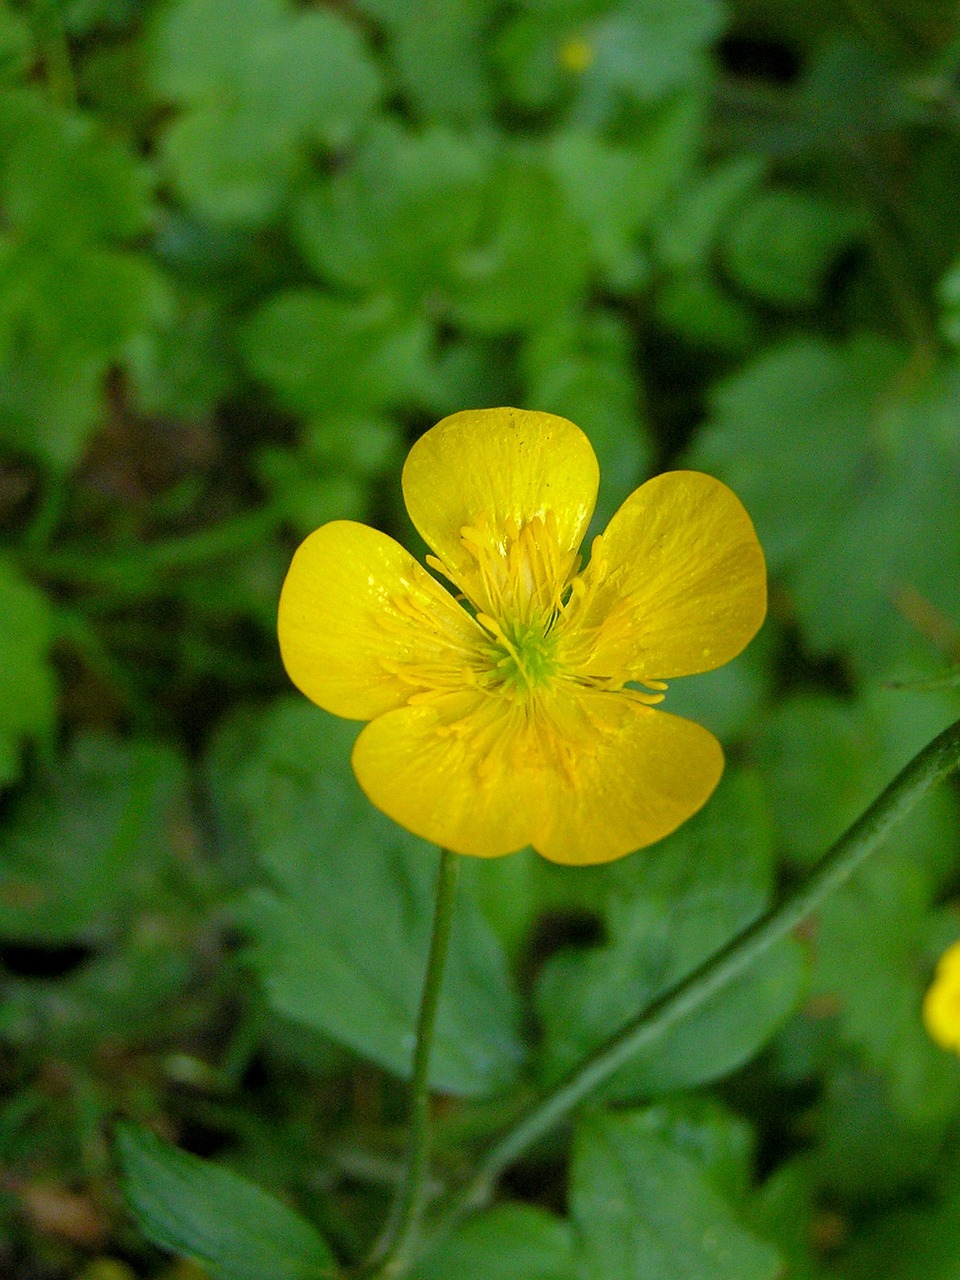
2, 0, 960, 1277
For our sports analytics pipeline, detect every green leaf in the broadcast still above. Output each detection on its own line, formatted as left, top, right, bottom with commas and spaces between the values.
128, 287, 236, 419
523, 313, 652, 529
536, 771, 805, 1099
756, 691, 960, 1122
241, 290, 432, 418
117, 1124, 338, 1280
654, 270, 759, 352
721, 188, 864, 308
0, 242, 164, 469
0, 735, 185, 943
0, 88, 149, 242
749, 1160, 819, 1280
546, 94, 701, 285
654, 154, 765, 272
159, 104, 300, 227
570, 1110, 781, 1280
293, 122, 489, 306
788, 363, 960, 674
0, 6, 34, 83
939, 258, 960, 347
0, 559, 55, 788
1, 928, 194, 1053
357, 0, 496, 124
582, 0, 725, 106
451, 150, 590, 332
414, 1204, 574, 1280
627, 1096, 759, 1203
689, 334, 902, 572
692, 340, 960, 677
215, 701, 527, 1098
810, 1061, 957, 1203
497, 0, 723, 116
150, 0, 380, 225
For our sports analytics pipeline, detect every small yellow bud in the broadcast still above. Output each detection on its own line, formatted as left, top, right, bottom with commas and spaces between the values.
559, 35, 595, 75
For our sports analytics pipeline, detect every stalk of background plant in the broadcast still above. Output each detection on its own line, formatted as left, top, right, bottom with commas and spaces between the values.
371, 714, 960, 1276
360, 848, 460, 1280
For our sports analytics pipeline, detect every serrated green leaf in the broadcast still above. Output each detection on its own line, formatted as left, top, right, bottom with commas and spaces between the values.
497, 0, 723, 117
536, 771, 805, 1099
117, 1125, 338, 1280
128, 287, 235, 419
583, 0, 725, 106
0, 242, 164, 468
655, 154, 765, 272
571, 1110, 781, 1280
625, 1097, 759, 1204
0, 5, 34, 82
214, 701, 527, 1098
689, 334, 902, 571
755, 690, 960, 1122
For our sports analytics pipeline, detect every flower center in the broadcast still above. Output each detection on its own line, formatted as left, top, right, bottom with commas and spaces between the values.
486, 614, 561, 693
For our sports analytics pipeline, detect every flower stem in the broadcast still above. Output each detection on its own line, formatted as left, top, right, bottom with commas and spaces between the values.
361, 847, 460, 1279
425, 714, 960, 1253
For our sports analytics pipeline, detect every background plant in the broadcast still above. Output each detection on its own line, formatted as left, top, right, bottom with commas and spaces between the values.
3, 1, 960, 1277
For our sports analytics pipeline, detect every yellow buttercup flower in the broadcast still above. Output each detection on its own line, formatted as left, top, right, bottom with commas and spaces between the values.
278, 408, 766, 865
923, 939, 960, 1053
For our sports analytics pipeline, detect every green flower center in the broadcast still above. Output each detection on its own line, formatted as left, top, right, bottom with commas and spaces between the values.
487, 614, 561, 693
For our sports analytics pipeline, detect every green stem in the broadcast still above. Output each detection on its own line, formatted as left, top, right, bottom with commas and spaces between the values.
32, 0, 76, 109
361, 848, 460, 1279
26, 507, 283, 594
25, 470, 69, 552
426, 715, 960, 1253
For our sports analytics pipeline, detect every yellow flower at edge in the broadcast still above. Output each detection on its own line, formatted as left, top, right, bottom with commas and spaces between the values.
923, 939, 960, 1053
278, 408, 767, 865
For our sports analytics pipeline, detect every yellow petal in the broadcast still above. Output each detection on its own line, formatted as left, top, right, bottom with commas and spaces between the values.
351, 692, 550, 857
278, 520, 483, 720
923, 940, 960, 1052
351, 684, 722, 865
401, 408, 599, 594
535, 695, 725, 865
580, 470, 767, 681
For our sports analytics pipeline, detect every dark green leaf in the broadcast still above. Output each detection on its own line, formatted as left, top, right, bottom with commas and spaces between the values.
570, 1110, 781, 1280
536, 771, 805, 1098
117, 1124, 338, 1280
218, 701, 527, 1097
414, 1204, 574, 1280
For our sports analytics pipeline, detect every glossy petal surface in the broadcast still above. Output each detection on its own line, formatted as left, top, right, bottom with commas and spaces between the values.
351, 688, 723, 864
402, 408, 599, 599
536, 696, 725, 865
278, 520, 482, 720
351, 692, 549, 858
578, 470, 767, 681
